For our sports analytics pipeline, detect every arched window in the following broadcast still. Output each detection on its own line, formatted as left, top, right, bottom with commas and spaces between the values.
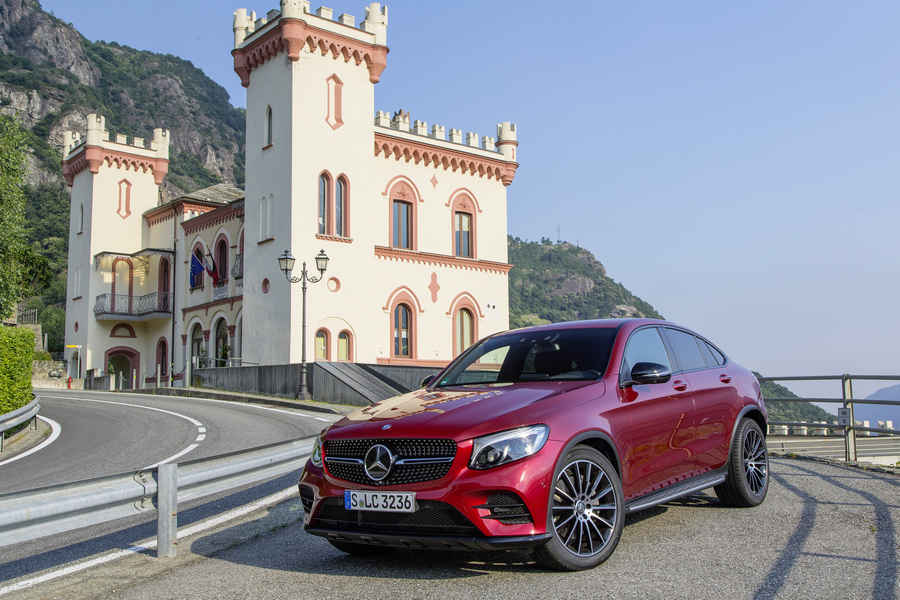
190, 245, 205, 289
335, 176, 347, 237
450, 192, 477, 258
265, 105, 273, 147
158, 257, 170, 311
455, 308, 475, 356
156, 338, 168, 377
392, 200, 412, 249
215, 237, 228, 286
318, 173, 332, 235
337, 331, 352, 361
214, 319, 229, 367
190, 324, 205, 368
258, 196, 270, 241
315, 329, 330, 360
393, 303, 412, 357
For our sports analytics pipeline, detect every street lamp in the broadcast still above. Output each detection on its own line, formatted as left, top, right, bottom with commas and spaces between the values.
279, 249, 329, 400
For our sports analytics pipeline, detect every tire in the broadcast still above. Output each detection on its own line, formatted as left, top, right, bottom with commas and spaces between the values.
328, 540, 386, 556
715, 417, 769, 507
535, 446, 624, 571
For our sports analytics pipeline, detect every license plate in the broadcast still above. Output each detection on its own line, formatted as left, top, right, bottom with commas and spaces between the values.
344, 490, 416, 513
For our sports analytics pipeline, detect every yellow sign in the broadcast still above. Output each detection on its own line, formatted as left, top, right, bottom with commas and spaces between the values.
65, 344, 82, 349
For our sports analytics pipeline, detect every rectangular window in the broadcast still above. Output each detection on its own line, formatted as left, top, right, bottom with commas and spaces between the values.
392, 200, 411, 249
259, 197, 268, 241
455, 212, 472, 257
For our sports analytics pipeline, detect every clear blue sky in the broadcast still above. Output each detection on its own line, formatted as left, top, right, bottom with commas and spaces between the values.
41, 0, 900, 402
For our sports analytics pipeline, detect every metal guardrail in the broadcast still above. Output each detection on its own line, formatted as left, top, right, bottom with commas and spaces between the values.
0, 396, 40, 453
760, 374, 900, 463
0, 436, 314, 556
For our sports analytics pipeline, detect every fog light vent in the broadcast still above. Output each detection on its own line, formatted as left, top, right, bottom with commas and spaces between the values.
476, 492, 532, 525
299, 484, 315, 513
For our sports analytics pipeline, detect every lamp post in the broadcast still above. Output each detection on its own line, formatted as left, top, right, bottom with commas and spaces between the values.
279, 248, 329, 400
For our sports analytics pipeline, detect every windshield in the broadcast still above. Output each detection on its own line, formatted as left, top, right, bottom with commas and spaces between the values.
435, 327, 618, 387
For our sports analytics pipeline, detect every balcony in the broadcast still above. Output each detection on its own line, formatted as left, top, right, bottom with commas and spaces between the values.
94, 292, 173, 321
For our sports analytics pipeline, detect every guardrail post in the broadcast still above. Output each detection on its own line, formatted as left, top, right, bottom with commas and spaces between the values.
157, 463, 178, 558
842, 375, 857, 463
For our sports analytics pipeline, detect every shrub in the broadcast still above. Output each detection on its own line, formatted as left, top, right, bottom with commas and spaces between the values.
0, 327, 34, 414
34, 350, 52, 361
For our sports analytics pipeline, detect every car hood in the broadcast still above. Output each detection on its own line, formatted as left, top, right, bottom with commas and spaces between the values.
326, 380, 600, 441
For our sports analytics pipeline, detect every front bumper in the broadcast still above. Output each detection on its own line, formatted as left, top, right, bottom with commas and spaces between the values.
299, 438, 562, 544
306, 528, 551, 551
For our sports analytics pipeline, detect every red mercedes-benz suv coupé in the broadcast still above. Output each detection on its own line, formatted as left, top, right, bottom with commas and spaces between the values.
299, 319, 768, 570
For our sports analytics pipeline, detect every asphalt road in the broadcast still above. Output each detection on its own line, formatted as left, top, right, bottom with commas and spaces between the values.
6, 457, 897, 600
0, 389, 339, 583
0, 389, 334, 494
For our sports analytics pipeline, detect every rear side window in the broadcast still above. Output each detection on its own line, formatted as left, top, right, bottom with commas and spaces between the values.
662, 328, 707, 372
704, 341, 726, 366
620, 327, 671, 381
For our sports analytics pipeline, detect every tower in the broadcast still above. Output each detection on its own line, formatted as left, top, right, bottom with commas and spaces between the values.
62, 114, 170, 379
233, 1, 389, 365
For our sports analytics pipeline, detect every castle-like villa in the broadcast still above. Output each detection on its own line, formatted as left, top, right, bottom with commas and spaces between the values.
63, 1, 519, 386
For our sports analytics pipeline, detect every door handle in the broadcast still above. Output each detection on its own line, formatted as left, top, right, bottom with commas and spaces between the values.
719, 374, 732, 384
672, 380, 688, 392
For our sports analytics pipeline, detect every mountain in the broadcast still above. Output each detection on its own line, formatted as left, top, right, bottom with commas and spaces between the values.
0, 0, 246, 350
857, 384, 900, 428
756, 376, 833, 424
508, 237, 662, 328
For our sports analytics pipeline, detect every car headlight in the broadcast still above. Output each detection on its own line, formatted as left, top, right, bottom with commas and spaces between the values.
310, 433, 323, 468
470, 425, 549, 470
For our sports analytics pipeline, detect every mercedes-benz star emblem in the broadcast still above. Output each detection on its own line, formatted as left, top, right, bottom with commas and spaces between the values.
364, 444, 394, 482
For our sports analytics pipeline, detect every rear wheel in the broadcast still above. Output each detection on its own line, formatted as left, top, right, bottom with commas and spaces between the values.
535, 446, 624, 571
715, 417, 768, 507
328, 540, 385, 556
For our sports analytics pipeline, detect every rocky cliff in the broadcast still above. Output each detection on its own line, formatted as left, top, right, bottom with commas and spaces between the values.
0, 0, 245, 197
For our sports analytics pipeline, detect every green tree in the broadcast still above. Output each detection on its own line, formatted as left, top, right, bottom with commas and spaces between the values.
0, 116, 29, 320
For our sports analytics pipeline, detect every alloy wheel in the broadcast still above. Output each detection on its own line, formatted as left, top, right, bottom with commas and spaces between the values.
550, 459, 618, 557
743, 427, 768, 494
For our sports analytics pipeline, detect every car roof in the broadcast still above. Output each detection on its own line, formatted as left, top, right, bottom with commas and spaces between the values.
501, 318, 678, 337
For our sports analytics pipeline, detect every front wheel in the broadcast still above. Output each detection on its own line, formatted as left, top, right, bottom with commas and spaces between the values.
535, 446, 624, 571
715, 417, 769, 507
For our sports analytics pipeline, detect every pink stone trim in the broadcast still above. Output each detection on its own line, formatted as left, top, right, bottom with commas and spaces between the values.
374, 246, 512, 275
325, 74, 344, 130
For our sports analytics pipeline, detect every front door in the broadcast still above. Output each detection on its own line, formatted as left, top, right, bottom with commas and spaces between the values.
108, 354, 132, 390
610, 326, 695, 499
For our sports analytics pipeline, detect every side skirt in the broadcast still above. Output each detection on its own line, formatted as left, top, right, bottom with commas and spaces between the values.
624, 468, 728, 513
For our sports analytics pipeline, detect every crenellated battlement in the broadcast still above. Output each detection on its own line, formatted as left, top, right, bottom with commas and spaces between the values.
372, 110, 517, 156
233, 1, 387, 48
62, 113, 170, 185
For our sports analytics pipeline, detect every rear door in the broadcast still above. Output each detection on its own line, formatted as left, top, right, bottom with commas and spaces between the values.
661, 328, 733, 471
614, 326, 694, 499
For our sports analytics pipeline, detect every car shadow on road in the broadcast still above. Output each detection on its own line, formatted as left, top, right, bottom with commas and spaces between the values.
754, 458, 898, 600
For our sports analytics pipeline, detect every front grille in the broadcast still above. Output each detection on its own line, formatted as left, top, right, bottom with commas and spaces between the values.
310, 497, 479, 536
324, 438, 457, 486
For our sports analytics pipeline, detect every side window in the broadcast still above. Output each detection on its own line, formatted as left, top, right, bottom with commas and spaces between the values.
702, 340, 726, 366
663, 328, 707, 372
621, 327, 671, 381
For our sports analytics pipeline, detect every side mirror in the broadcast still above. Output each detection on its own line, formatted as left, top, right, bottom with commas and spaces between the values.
421, 375, 435, 388
625, 362, 671, 386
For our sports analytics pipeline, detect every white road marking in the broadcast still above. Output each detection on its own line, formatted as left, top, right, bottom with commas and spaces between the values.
40, 394, 205, 468
198, 426, 207, 433
143, 443, 200, 470
0, 485, 301, 596
0, 417, 62, 467
195, 434, 206, 442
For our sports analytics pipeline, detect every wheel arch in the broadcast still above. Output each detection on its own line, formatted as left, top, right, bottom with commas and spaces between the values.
564, 430, 622, 479
731, 405, 767, 447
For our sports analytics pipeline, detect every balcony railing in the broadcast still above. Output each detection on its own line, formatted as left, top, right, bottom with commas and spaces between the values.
94, 292, 173, 317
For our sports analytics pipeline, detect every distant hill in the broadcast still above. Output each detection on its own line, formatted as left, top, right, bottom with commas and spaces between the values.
756, 376, 834, 424
508, 236, 662, 328
857, 384, 900, 427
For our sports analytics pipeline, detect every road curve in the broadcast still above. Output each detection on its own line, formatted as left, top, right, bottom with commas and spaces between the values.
0, 389, 336, 494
